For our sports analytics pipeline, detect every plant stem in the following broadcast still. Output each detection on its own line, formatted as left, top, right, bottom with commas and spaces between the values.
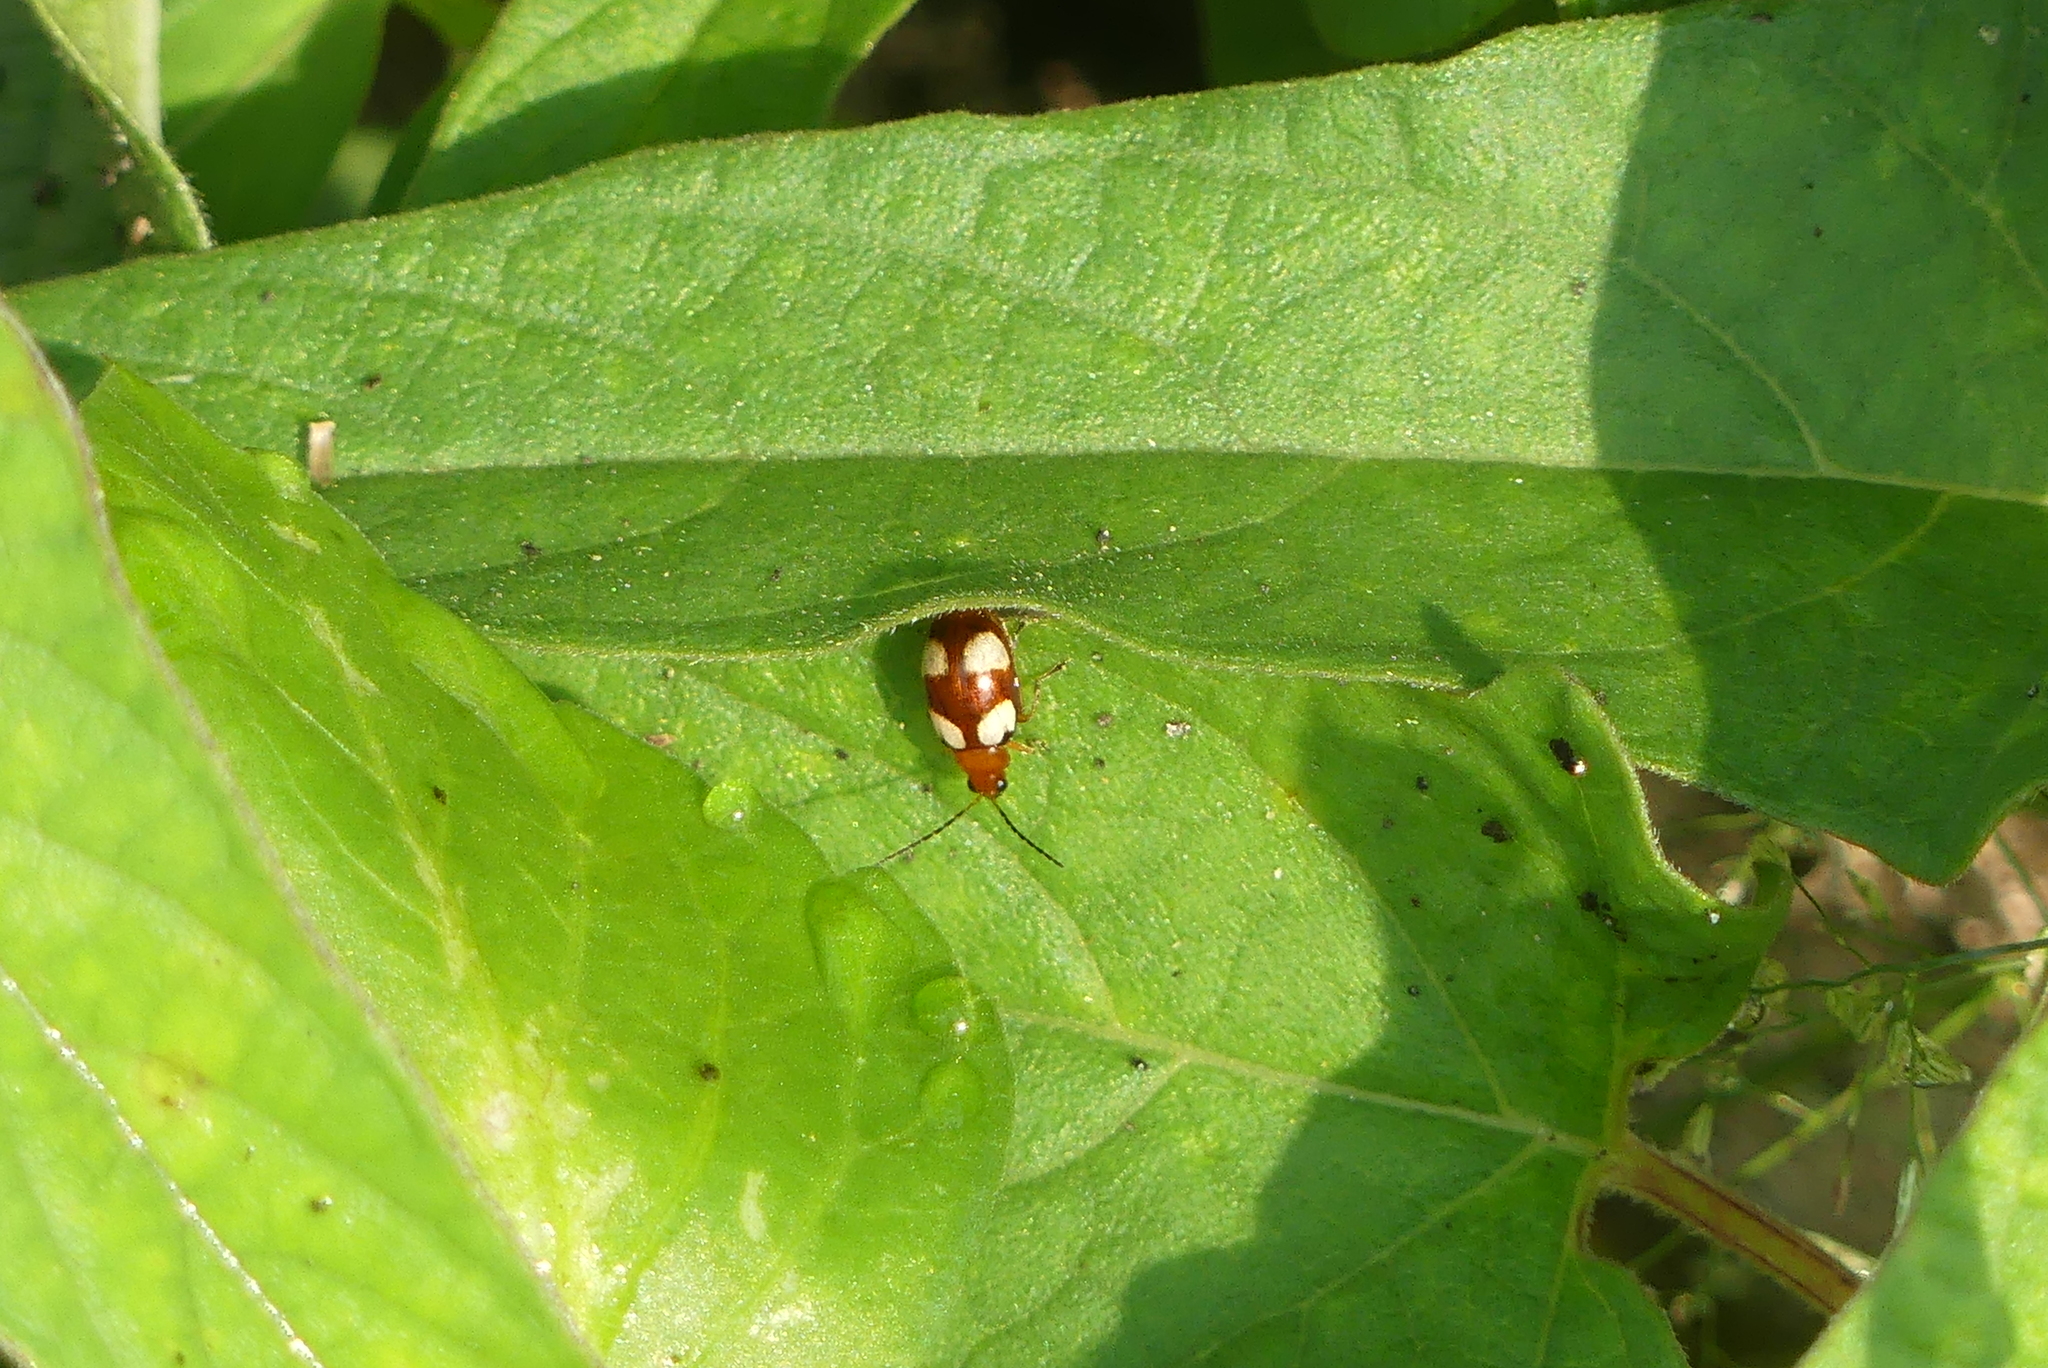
1760, 935, 2048, 996
1600, 1137, 1861, 1316
1733, 986, 1994, 1183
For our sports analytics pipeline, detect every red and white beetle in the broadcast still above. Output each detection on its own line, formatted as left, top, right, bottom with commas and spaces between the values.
888, 610, 1061, 865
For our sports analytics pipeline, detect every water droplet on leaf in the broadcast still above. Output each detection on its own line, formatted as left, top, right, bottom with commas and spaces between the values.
912, 975, 977, 1044
919, 1060, 985, 1129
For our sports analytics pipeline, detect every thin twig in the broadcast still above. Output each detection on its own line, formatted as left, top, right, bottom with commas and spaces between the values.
1760, 936, 2048, 996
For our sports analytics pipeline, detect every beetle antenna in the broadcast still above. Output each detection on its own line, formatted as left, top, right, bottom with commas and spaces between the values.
991, 798, 1064, 867
881, 796, 1064, 868
883, 799, 978, 864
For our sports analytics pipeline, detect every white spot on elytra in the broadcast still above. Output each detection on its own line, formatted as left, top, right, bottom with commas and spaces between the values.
977, 698, 1017, 747
961, 631, 1010, 675
741, 1171, 768, 1242
922, 637, 948, 677
929, 710, 968, 750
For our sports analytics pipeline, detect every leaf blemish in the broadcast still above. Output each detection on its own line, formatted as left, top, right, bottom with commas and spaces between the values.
1481, 818, 1511, 843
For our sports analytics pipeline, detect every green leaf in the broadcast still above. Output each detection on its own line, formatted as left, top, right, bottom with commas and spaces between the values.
400, 0, 916, 209
160, 0, 390, 242
0, 297, 303, 1368
26, 0, 158, 129
1198, 0, 1356, 86
1880, 1020, 1973, 1090
11, 0, 2044, 884
0, 307, 580, 1362
1302, 0, 1540, 63
3, 0, 128, 283
11, 0, 210, 255
1797, 1016, 2048, 1368
82, 364, 1009, 1363
402, 0, 495, 50
515, 623, 1778, 1364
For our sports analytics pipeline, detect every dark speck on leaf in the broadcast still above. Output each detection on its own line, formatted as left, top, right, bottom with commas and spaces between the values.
1414, 776, 1430, 792
1096, 528, 1113, 549
432, 785, 447, 804
362, 373, 383, 390
1409, 896, 1421, 907
1481, 818, 1512, 843
698, 1063, 721, 1082
259, 289, 275, 303
1406, 985, 1421, 997
769, 567, 783, 582
1129, 1056, 1149, 1071
520, 540, 542, 557
309, 1196, 333, 1213
1579, 891, 1600, 912
1749, 10, 1772, 19
1813, 226, 1823, 237
1381, 816, 1395, 829
1569, 278, 1587, 298
833, 748, 849, 760
1548, 738, 1587, 775
31, 174, 63, 207
1093, 756, 1106, 768
2029, 682, 2040, 699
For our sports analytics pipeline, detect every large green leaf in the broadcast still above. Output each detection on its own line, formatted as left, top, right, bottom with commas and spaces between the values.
401, 0, 916, 209
12, 0, 2045, 885
160, 0, 390, 242
0, 307, 581, 1361
1796, 1017, 2048, 1368
10, 0, 210, 259
516, 619, 1779, 1365
82, 363, 1009, 1364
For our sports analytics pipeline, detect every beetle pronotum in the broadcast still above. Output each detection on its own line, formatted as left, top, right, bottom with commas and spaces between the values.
886, 610, 1061, 866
